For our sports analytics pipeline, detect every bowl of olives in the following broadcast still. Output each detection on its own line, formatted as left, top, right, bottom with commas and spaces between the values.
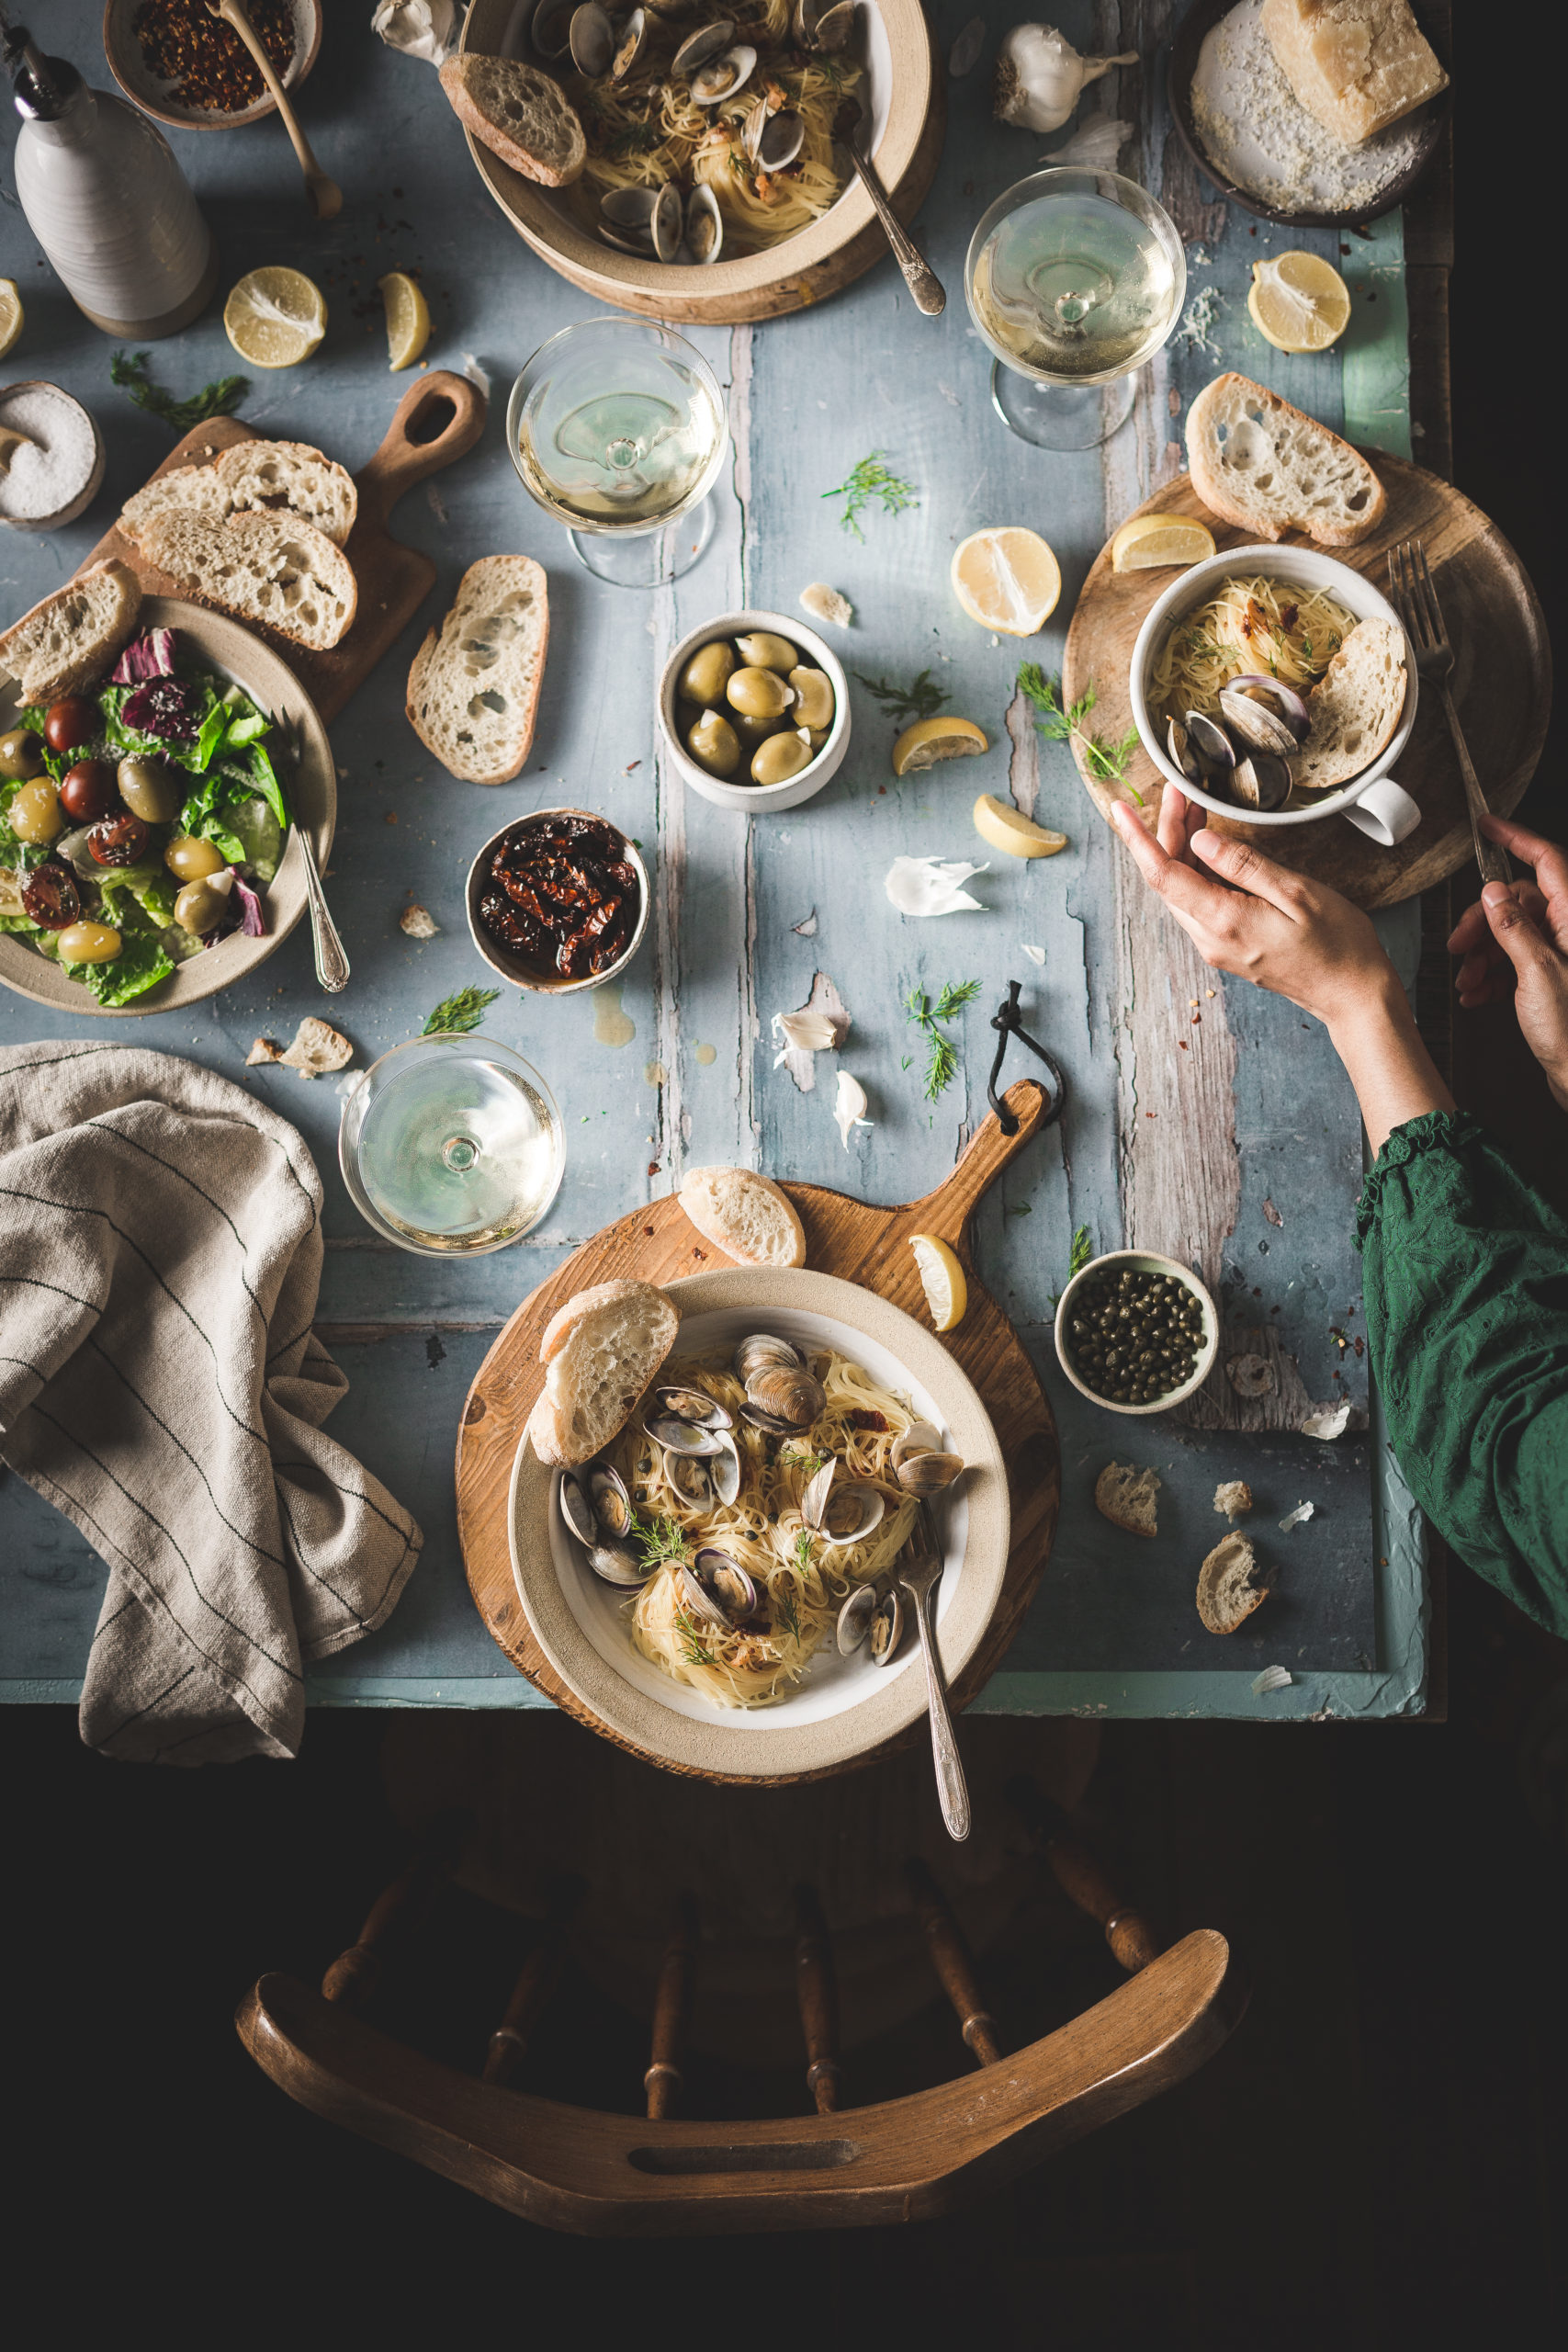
658, 609, 850, 813
1053, 1250, 1220, 1418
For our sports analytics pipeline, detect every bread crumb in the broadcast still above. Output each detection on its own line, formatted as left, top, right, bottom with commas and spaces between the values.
1213, 1479, 1253, 1521
246, 1036, 283, 1066
799, 582, 853, 628
1095, 1461, 1161, 1538
278, 1017, 354, 1079
400, 903, 438, 938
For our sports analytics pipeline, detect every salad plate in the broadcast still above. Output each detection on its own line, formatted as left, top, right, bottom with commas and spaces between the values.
0, 599, 334, 1016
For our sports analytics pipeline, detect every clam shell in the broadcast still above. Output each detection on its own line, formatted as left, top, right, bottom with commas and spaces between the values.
598, 222, 657, 256
818, 1483, 886, 1546
651, 1384, 731, 1430
1231, 752, 1292, 812
691, 44, 756, 104
650, 179, 684, 262
890, 1419, 942, 1468
795, 0, 854, 50
710, 1430, 742, 1507
671, 18, 735, 74
685, 182, 723, 264
611, 6, 651, 79
531, 0, 576, 59
1219, 685, 1297, 757
588, 1464, 634, 1535
1225, 673, 1311, 743
1182, 709, 1236, 781
746, 1362, 826, 1430
800, 1459, 836, 1531
734, 1331, 803, 1383
868, 1588, 904, 1665
568, 1, 615, 76
588, 1542, 649, 1587
602, 183, 659, 228
1167, 717, 1201, 784
746, 106, 805, 172
644, 1413, 726, 1456
837, 1583, 876, 1655
558, 1469, 596, 1545
739, 1402, 796, 1436
894, 1450, 964, 1497
682, 1548, 757, 1626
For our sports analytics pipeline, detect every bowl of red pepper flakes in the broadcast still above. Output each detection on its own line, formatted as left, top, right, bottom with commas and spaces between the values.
466, 807, 650, 996
104, 0, 321, 132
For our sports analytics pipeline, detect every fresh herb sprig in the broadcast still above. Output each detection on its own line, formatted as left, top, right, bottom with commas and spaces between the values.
111, 350, 249, 434
823, 450, 919, 542
905, 978, 982, 1103
423, 985, 500, 1036
673, 1607, 716, 1668
1017, 662, 1143, 805
1070, 1225, 1093, 1280
852, 668, 950, 729
635, 1516, 690, 1573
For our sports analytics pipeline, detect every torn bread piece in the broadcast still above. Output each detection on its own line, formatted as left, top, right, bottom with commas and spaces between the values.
528, 1278, 679, 1468
1213, 1479, 1254, 1522
1197, 1531, 1272, 1634
1095, 1462, 1161, 1537
679, 1167, 807, 1269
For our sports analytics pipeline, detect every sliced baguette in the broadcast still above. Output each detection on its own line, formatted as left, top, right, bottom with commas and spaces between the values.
679, 1166, 807, 1270
1292, 617, 1407, 790
405, 556, 548, 785
0, 560, 142, 702
529, 1279, 679, 1468
1094, 1462, 1161, 1537
120, 440, 357, 553
1186, 372, 1385, 548
132, 508, 357, 650
438, 54, 586, 188
1196, 1531, 1272, 1634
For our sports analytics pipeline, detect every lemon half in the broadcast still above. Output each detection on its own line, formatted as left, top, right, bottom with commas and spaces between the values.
1110, 514, 1216, 572
223, 266, 327, 368
0, 278, 22, 362
1247, 252, 1351, 355
909, 1234, 967, 1333
892, 715, 988, 776
951, 526, 1062, 636
378, 271, 430, 370
973, 793, 1067, 860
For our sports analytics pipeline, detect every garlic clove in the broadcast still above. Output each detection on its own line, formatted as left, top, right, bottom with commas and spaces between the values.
993, 24, 1138, 136
833, 1069, 872, 1149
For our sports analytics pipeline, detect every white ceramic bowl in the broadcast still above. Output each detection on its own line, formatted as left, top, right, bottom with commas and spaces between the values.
1053, 1250, 1221, 1418
465, 806, 649, 994
1129, 544, 1422, 846
659, 609, 851, 815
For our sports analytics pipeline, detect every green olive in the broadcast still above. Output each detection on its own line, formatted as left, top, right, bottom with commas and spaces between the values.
788, 667, 835, 730
726, 665, 793, 721
165, 835, 226, 882
732, 710, 788, 748
677, 639, 737, 708
0, 726, 45, 783
686, 708, 741, 780
733, 631, 799, 674
751, 732, 813, 787
58, 921, 121, 965
174, 877, 228, 935
7, 777, 63, 843
117, 754, 181, 823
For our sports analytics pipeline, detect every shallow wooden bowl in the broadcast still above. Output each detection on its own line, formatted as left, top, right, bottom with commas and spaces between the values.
102, 0, 321, 132
458, 0, 940, 325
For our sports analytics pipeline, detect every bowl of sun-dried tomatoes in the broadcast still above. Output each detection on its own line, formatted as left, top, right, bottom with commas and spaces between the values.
466, 807, 649, 996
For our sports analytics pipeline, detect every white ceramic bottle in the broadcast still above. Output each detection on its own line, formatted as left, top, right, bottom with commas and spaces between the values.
6, 28, 216, 338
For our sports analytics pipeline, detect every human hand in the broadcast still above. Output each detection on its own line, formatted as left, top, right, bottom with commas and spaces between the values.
1446, 815, 1568, 1113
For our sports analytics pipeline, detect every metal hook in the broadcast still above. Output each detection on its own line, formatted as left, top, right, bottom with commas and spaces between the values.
987, 980, 1066, 1137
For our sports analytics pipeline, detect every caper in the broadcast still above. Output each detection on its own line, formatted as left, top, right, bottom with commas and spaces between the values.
165, 835, 227, 882
733, 631, 798, 673
58, 921, 121, 965
732, 710, 788, 748
686, 708, 741, 780
750, 732, 812, 787
726, 666, 792, 721
1066, 1266, 1204, 1405
174, 877, 228, 935
0, 726, 45, 783
7, 777, 63, 843
788, 666, 835, 730
677, 639, 737, 708
117, 754, 181, 823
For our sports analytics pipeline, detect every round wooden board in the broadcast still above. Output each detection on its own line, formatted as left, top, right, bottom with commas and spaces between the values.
1062, 456, 1551, 913
455, 1081, 1061, 1785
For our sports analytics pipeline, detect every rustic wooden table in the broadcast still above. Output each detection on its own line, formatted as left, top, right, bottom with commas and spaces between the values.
1, 3, 1460, 1723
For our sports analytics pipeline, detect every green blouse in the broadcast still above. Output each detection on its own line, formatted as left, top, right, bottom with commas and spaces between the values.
1358, 1111, 1568, 1634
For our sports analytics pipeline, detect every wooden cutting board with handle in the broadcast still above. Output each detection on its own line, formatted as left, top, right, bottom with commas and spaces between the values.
455, 1080, 1063, 1785
78, 370, 487, 722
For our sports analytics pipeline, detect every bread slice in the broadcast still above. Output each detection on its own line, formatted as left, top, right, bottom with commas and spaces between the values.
405, 556, 548, 785
132, 509, 356, 651
1292, 617, 1407, 790
679, 1167, 807, 1270
0, 560, 141, 701
1187, 373, 1386, 548
438, 54, 586, 188
1261, 0, 1448, 143
1094, 1462, 1161, 1537
529, 1279, 679, 1468
1197, 1531, 1272, 1634
1213, 1479, 1254, 1522
120, 440, 357, 553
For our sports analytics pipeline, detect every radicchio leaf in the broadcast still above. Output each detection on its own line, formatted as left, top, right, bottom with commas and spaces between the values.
110, 628, 178, 685
230, 869, 266, 937
122, 674, 200, 738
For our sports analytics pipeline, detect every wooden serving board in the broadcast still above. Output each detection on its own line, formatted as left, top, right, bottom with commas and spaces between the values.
78, 371, 487, 725
1062, 455, 1551, 912
455, 1080, 1062, 1785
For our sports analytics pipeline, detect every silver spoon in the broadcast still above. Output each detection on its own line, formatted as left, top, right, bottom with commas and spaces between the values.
898, 1502, 970, 1841
833, 96, 944, 317
298, 828, 350, 993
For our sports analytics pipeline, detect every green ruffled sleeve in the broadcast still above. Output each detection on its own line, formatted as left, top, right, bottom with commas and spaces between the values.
1357, 1111, 1568, 1633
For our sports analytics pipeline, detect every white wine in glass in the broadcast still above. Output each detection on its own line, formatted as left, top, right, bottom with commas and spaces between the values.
339, 1036, 564, 1257
965, 169, 1186, 450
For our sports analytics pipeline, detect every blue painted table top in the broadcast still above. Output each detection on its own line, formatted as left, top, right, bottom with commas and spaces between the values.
1, 2, 1427, 1720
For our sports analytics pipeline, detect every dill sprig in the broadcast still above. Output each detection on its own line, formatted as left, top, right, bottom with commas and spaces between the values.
792, 1528, 815, 1573
673, 1606, 716, 1668
635, 1515, 690, 1573
1017, 662, 1143, 806
779, 1446, 826, 1475
1070, 1224, 1093, 1280
422, 985, 500, 1036
823, 450, 919, 542
852, 668, 950, 729
905, 978, 981, 1103
775, 1569, 804, 1644
110, 350, 249, 434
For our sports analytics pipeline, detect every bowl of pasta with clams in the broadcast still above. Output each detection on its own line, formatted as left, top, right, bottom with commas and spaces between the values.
507, 1265, 1010, 1780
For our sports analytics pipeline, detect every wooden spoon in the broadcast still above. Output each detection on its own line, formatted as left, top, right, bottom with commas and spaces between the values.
0, 423, 38, 474
201, 0, 343, 220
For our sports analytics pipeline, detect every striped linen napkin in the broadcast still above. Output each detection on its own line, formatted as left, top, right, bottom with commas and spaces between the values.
0, 1041, 423, 1764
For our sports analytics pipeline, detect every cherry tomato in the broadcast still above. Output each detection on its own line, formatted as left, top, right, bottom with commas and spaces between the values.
19, 859, 81, 931
58, 758, 118, 824
43, 697, 97, 755
86, 811, 150, 867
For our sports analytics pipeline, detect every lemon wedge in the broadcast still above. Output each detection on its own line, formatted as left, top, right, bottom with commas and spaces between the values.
1110, 513, 1216, 572
0, 278, 22, 362
973, 793, 1067, 860
378, 270, 430, 371
223, 266, 328, 368
892, 716, 988, 776
1247, 251, 1352, 355
950, 526, 1062, 636
909, 1234, 967, 1334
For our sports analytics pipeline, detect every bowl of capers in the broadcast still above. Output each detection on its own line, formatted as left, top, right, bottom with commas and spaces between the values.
1053, 1250, 1220, 1417
658, 608, 850, 813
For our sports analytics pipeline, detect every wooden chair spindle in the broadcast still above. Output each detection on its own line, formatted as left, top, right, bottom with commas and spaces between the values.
1007, 1773, 1161, 1974
644, 1893, 699, 2120
792, 1883, 842, 2114
321, 1810, 465, 2008
482, 1875, 585, 2088
905, 1856, 1003, 2066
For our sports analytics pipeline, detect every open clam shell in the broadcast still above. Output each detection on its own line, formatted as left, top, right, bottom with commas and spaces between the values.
611, 6, 651, 79
691, 44, 756, 104
837, 1583, 876, 1655
800, 1459, 885, 1545
891, 1419, 942, 1469
685, 182, 723, 264
1231, 752, 1292, 812
568, 0, 615, 76
1167, 718, 1201, 785
530, 0, 576, 59
682, 1548, 757, 1626
868, 1588, 904, 1665
588, 1541, 649, 1588
650, 178, 684, 262
1222, 674, 1310, 747
671, 19, 735, 75
651, 1384, 731, 1430
1219, 684, 1299, 758
587, 1463, 634, 1537
895, 1451, 964, 1498
644, 1412, 726, 1456
710, 1430, 742, 1507
599, 183, 658, 255
558, 1469, 597, 1546
795, 0, 855, 51
743, 101, 806, 172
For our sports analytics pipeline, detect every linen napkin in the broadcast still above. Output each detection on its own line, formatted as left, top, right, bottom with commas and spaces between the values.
0, 1041, 422, 1764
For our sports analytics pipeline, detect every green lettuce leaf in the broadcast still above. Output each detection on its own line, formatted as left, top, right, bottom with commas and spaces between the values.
62, 929, 174, 1005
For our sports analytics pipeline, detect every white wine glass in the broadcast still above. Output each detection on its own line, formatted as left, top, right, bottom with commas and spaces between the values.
339, 1035, 564, 1257
964, 167, 1186, 452
506, 316, 728, 590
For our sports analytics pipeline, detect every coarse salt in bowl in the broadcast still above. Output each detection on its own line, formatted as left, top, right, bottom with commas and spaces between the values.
0, 381, 105, 530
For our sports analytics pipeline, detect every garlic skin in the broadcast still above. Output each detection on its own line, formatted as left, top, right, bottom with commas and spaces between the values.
1043, 113, 1133, 170
993, 24, 1137, 136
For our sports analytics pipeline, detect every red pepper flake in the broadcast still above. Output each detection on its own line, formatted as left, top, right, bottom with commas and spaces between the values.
1179, 1038, 1189, 1049
646, 1163, 659, 1178
132, 0, 295, 112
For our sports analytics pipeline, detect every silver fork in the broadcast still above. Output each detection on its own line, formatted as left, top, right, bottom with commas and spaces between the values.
1387, 537, 1512, 888
898, 1502, 971, 1843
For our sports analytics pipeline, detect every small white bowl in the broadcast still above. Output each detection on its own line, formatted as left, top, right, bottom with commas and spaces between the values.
466, 807, 649, 994
1129, 543, 1421, 847
1053, 1250, 1220, 1418
658, 608, 851, 814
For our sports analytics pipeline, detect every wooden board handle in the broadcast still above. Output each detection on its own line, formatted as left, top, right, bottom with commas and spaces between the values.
904, 1080, 1054, 1248
353, 371, 488, 535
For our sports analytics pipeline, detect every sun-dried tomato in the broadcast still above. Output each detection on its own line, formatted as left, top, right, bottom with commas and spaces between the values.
478, 814, 642, 983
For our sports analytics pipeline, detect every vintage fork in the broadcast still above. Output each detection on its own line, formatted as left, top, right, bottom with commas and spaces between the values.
1387, 537, 1512, 887
898, 1503, 971, 1843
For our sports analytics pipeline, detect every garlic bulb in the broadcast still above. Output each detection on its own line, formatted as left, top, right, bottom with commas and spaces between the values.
993, 24, 1137, 135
